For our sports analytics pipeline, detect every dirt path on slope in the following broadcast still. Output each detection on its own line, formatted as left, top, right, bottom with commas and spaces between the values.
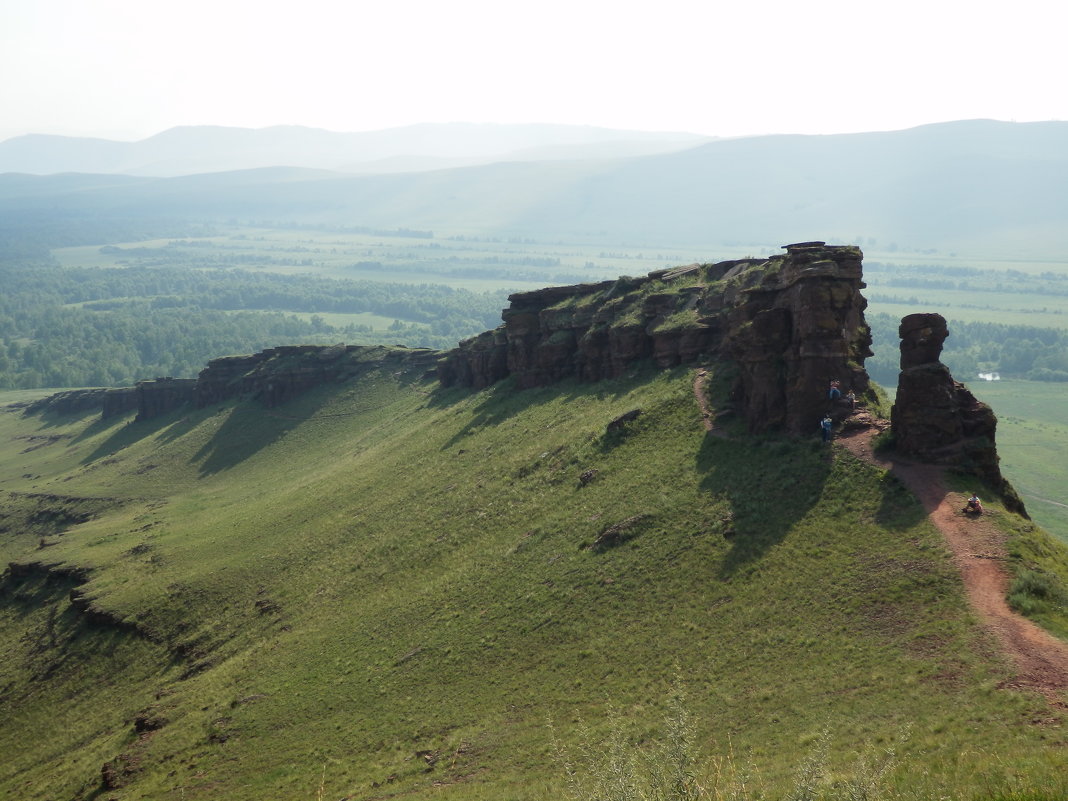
836, 419, 1068, 706
693, 369, 728, 437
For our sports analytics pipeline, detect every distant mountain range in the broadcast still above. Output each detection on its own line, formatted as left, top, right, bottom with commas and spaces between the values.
0, 123, 711, 177
1, 120, 1066, 257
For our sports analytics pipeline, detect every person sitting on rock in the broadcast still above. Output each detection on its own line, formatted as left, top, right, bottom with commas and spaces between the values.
828, 379, 841, 401
964, 493, 983, 514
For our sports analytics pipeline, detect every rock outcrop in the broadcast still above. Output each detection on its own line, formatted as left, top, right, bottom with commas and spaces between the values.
440, 242, 872, 435
134, 378, 196, 421
102, 387, 140, 419
891, 313, 1026, 515
21, 388, 117, 417
21, 345, 441, 423
192, 344, 438, 410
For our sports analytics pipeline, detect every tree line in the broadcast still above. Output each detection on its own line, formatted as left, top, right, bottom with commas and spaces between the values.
866, 312, 1068, 386
0, 261, 507, 389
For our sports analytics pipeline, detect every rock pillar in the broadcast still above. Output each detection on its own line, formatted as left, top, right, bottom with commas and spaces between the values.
891, 313, 1026, 515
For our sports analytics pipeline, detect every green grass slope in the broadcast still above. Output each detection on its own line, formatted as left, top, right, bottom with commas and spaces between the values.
1, 363, 1067, 800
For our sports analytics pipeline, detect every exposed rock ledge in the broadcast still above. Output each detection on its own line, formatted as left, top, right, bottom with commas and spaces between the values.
22, 345, 440, 423
439, 242, 873, 435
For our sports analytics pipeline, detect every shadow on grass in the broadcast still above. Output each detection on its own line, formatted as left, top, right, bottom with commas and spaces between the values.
432, 367, 661, 452
697, 433, 832, 579
25, 405, 107, 433
78, 410, 187, 465
191, 394, 328, 476
874, 470, 929, 531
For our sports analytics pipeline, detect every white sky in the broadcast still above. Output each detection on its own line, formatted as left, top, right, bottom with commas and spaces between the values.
1, 0, 1064, 142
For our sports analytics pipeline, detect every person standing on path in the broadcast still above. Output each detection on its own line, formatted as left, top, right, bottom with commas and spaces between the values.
820, 415, 833, 442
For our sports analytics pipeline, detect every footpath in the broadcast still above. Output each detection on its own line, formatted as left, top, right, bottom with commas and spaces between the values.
837, 418, 1068, 706
693, 369, 1068, 707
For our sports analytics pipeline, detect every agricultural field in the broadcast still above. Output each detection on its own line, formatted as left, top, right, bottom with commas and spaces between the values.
50, 227, 1068, 326
50, 226, 733, 293
969, 381, 1068, 543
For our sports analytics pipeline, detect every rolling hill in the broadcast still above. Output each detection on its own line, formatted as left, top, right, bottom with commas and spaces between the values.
2, 120, 1066, 258
0, 123, 711, 177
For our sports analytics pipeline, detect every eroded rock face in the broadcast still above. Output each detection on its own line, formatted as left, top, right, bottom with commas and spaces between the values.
22, 345, 442, 423
21, 388, 114, 417
439, 243, 872, 435
891, 313, 1026, 515
192, 345, 439, 410
135, 378, 196, 422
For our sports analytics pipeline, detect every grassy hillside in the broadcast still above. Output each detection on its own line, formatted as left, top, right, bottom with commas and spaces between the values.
2, 362, 1067, 800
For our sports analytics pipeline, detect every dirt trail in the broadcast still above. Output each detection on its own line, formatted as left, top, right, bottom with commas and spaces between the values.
693, 369, 1068, 705
837, 419, 1068, 705
692, 369, 728, 437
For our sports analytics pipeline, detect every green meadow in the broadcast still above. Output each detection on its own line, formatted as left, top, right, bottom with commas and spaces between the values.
2, 361, 1068, 800
969, 381, 1068, 543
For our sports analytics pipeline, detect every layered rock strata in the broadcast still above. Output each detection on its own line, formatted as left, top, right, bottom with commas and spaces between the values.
191, 344, 437, 410
439, 242, 872, 435
21, 345, 440, 423
891, 313, 1026, 514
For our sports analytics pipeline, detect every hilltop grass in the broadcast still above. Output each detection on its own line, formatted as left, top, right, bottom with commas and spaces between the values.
2, 366, 1068, 800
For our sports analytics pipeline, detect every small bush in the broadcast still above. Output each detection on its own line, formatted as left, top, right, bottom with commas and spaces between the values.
1008, 568, 1068, 615
872, 429, 896, 454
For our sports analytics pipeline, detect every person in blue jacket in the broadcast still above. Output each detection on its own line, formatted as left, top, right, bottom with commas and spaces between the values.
820, 415, 833, 442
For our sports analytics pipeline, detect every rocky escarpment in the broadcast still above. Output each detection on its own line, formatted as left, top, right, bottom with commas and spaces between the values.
19, 387, 134, 418
191, 344, 439, 410
21, 345, 441, 423
891, 313, 1026, 514
440, 242, 872, 435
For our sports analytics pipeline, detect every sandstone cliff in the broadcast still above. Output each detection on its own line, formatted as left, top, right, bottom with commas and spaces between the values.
439, 242, 873, 435
21, 345, 440, 423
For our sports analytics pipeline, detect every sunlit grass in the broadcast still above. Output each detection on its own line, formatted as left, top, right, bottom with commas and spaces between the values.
2, 366, 1067, 800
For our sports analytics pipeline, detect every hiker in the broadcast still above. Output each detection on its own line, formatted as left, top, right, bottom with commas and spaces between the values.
845, 390, 856, 410
828, 379, 841, 401
820, 415, 833, 443
964, 493, 983, 515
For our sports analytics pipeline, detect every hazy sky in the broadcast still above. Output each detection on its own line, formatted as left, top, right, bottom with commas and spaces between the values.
2, 0, 1063, 142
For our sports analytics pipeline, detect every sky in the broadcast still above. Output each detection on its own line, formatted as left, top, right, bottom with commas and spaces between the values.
2, 0, 1064, 142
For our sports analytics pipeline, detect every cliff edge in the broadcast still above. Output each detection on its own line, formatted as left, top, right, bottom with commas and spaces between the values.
439, 241, 872, 435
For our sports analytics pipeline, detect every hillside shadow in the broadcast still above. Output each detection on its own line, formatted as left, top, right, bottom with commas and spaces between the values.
696, 433, 832, 579
434, 371, 653, 452
28, 405, 107, 431
79, 410, 189, 465
192, 397, 324, 476
874, 469, 930, 531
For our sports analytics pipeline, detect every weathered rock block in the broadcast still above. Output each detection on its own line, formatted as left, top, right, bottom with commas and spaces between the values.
438, 242, 872, 436
891, 312, 1026, 515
